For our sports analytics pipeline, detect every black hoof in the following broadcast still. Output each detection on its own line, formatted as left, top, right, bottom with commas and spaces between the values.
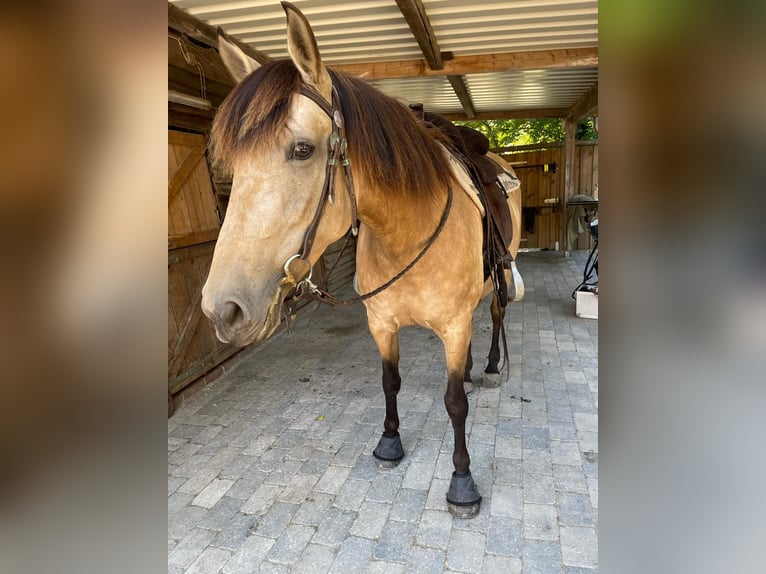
446, 470, 482, 518
373, 431, 404, 466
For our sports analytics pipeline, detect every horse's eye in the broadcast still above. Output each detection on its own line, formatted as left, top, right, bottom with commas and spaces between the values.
291, 142, 315, 160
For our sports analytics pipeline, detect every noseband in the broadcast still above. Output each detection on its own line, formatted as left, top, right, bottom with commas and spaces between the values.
282, 80, 453, 306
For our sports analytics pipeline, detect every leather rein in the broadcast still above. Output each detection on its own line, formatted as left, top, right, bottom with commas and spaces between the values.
282, 81, 453, 307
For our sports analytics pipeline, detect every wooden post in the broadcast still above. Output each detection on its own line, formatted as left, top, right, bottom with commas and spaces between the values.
563, 118, 576, 254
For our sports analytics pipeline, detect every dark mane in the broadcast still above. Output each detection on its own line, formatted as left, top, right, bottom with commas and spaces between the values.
210, 60, 453, 203
210, 60, 302, 172
329, 69, 453, 203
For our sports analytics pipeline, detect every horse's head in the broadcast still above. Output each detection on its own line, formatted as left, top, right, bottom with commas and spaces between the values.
202, 2, 352, 346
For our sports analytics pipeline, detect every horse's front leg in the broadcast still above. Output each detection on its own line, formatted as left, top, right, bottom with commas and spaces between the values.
368, 323, 405, 467
441, 322, 483, 518
483, 292, 506, 388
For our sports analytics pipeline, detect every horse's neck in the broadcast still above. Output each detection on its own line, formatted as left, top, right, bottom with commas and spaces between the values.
356, 183, 443, 259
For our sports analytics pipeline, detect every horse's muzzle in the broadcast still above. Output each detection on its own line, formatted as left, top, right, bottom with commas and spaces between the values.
201, 285, 284, 346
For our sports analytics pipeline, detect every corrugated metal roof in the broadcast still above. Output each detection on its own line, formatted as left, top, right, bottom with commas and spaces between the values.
169, 0, 598, 119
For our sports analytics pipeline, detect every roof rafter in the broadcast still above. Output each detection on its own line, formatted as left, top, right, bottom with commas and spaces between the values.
394, 0, 476, 118
394, 0, 444, 70
567, 82, 598, 121
441, 107, 570, 121
330, 47, 598, 79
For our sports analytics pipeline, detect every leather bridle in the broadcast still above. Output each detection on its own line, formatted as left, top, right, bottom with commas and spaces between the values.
282, 80, 453, 306
281, 82, 358, 292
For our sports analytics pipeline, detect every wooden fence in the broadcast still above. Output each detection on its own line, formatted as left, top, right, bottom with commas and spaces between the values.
497, 141, 598, 251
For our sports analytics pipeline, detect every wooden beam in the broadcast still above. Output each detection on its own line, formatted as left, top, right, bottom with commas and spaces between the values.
446, 75, 475, 119
441, 107, 569, 121
331, 47, 597, 79
168, 3, 271, 65
395, 0, 443, 70
567, 82, 598, 121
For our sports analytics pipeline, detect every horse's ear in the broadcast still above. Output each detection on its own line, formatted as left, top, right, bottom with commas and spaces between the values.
282, 1, 331, 95
218, 29, 261, 83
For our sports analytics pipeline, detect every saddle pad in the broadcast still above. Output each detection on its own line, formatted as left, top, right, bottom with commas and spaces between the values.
442, 145, 485, 217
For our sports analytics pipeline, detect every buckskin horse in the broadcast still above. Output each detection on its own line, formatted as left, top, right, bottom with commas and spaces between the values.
202, 1, 523, 518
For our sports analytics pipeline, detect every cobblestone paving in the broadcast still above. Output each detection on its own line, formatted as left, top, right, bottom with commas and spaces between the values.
169, 251, 598, 573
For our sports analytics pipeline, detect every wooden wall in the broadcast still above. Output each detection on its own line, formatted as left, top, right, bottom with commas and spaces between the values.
168, 130, 237, 403
499, 141, 598, 251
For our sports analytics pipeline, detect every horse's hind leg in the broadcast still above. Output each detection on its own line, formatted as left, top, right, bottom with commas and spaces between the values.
440, 322, 482, 518
369, 325, 405, 467
483, 293, 506, 388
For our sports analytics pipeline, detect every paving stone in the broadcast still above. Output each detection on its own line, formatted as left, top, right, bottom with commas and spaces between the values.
401, 462, 436, 491
266, 524, 316, 565
415, 509, 452, 550
489, 484, 522, 519
492, 458, 522, 486
560, 526, 597, 569
550, 441, 582, 467
291, 492, 334, 527
482, 555, 522, 574
254, 502, 299, 539
404, 546, 445, 574
522, 540, 562, 574
335, 478, 372, 511
350, 501, 391, 539
240, 483, 284, 516
374, 519, 416, 562
178, 468, 220, 496
522, 473, 556, 504
198, 496, 243, 531
367, 473, 404, 503
446, 530, 486, 574
168, 528, 217, 570
278, 473, 320, 504
313, 507, 357, 548
523, 449, 553, 476
552, 465, 588, 495
193, 478, 235, 509
221, 535, 274, 574
331, 536, 375, 574
364, 560, 406, 573
315, 465, 353, 495
212, 513, 259, 552
390, 489, 428, 523
486, 516, 522, 557
523, 503, 559, 541
557, 492, 594, 527
293, 543, 337, 573
185, 546, 231, 574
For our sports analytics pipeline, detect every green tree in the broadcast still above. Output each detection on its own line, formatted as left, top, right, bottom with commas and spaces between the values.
456, 117, 597, 148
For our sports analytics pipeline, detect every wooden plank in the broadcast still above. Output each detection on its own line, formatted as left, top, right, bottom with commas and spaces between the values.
331, 47, 598, 80
169, 129, 206, 147
394, 0, 443, 70
168, 345, 240, 396
169, 145, 205, 204
169, 229, 219, 250
168, 241, 216, 266
168, 288, 204, 378
169, 144, 192, 236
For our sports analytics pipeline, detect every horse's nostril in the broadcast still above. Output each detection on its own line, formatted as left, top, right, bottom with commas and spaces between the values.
221, 300, 244, 328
